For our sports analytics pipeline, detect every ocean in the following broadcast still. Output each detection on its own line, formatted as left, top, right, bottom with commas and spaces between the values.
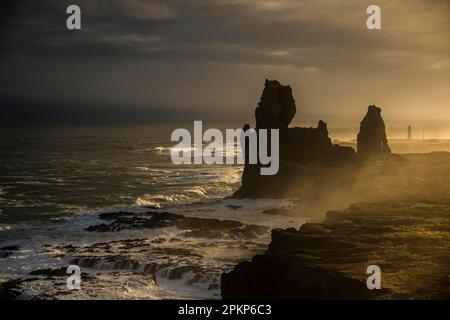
1, 123, 449, 299
0, 124, 305, 299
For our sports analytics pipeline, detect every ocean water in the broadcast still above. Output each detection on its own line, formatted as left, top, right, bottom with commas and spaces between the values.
0, 124, 307, 299
0, 124, 242, 224
2, 123, 448, 299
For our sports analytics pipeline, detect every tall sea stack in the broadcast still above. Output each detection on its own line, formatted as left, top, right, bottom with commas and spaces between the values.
235, 79, 356, 198
255, 79, 296, 129
357, 105, 391, 159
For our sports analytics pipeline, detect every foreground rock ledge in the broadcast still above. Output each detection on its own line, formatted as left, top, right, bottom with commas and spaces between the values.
221, 199, 450, 299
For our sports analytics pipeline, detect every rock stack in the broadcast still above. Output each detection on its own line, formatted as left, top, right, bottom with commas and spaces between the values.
255, 79, 296, 129
357, 105, 391, 159
235, 79, 356, 198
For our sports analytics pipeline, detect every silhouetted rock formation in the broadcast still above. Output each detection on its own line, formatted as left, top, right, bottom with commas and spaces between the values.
357, 105, 391, 159
255, 79, 296, 129
222, 82, 446, 300
235, 79, 356, 198
221, 199, 450, 299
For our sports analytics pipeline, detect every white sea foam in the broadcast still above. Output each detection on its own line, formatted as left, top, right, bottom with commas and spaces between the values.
0, 224, 11, 232
0, 195, 308, 300
153, 144, 241, 157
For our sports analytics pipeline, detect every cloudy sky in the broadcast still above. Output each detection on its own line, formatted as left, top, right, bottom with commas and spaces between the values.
0, 0, 449, 125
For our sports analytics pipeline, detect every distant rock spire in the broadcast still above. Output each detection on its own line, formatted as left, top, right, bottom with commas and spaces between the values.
317, 120, 328, 136
357, 105, 391, 159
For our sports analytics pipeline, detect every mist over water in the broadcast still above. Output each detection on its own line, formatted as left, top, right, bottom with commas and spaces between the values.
0, 124, 303, 299
0, 124, 241, 223
1, 121, 449, 227
313, 120, 450, 142
1, 123, 450, 299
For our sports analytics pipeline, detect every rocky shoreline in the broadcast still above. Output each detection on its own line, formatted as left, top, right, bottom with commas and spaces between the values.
0, 206, 278, 299
2, 79, 449, 300
221, 199, 450, 299
222, 80, 450, 300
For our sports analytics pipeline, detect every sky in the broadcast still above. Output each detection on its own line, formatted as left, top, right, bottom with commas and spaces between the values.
0, 0, 449, 126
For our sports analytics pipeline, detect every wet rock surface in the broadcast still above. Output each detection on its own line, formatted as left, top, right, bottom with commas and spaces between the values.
0, 206, 277, 299
221, 199, 450, 299
0, 270, 123, 300
0, 246, 20, 259
0, 278, 37, 300
86, 211, 269, 240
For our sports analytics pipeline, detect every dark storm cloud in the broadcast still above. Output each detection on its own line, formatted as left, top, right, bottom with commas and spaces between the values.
3, 0, 447, 69
0, 94, 203, 125
0, 0, 449, 124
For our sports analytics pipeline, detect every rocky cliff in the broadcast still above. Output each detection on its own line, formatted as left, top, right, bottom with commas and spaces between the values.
255, 79, 296, 129
221, 199, 450, 299
357, 105, 391, 159
223, 80, 448, 300
234, 79, 356, 198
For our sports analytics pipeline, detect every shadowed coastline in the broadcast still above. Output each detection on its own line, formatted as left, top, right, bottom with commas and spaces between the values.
221, 80, 450, 299
1, 80, 449, 300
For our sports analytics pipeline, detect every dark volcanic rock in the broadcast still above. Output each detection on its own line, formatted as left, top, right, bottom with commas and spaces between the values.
357, 105, 391, 159
0, 279, 23, 300
221, 255, 387, 300
221, 199, 450, 299
0, 245, 20, 259
86, 224, 112, 232
98, 211, 133, 221
235, 79, 357, 198
236, 121, 357, 198
255, 79, 296, 129
87, 211, 268, 239
30, 267, 68, 277
87, 211, 184, 232
226, 205, 242, 210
